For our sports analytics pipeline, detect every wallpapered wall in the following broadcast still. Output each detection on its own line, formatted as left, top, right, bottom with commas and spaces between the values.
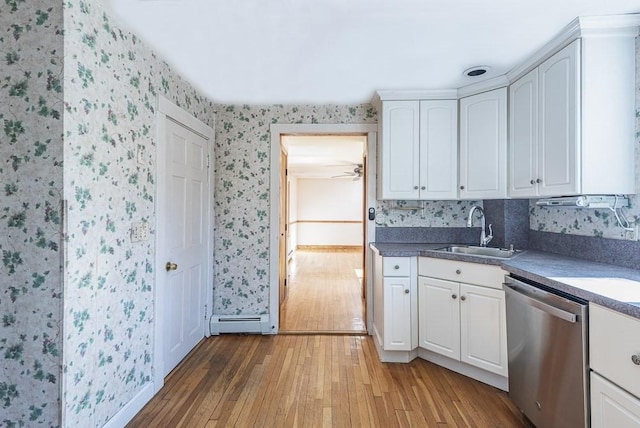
2, 0, 215, 426
529, 37, 640, 240
62, 1, 215, 426
0, 3, 65, 426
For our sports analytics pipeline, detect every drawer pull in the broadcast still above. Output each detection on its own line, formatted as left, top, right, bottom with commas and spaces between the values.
455, 269, 461, 275
394, 265, 400, 270
632, 354, 640, 365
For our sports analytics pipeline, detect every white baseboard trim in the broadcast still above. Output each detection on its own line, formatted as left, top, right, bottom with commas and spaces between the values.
103, 382, 155, 428
210, 314, 271, 335
417, 348, 508, 391
372, 327, 418, 363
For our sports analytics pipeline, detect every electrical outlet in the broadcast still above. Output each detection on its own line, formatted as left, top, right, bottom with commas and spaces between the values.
131, 222, 150, 242
625, 224, 640, 241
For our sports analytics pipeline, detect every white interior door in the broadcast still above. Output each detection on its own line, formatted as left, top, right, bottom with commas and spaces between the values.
163, 118, 209, 376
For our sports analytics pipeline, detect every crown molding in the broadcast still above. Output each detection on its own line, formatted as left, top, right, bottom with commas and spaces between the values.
457, 75, 509, 98
507, 14, 640, 83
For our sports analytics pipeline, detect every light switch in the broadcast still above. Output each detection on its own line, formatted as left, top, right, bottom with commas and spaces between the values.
137, 145, 146, 165
131, 222, 150, 242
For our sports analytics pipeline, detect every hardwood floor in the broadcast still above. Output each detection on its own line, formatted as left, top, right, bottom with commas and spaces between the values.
279, 249, 365, 333
128, 334, 527, 427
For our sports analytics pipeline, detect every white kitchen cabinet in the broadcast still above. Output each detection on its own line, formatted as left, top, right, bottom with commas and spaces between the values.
459, 88, 507, 200
459, 283, 507, 376
384, 276, 412, 351
378, 99, 458, 200
509, 68, 539, 197
418, 258, 508, 377
379, 101, 420, 200
418, 276, 460, 359
509, 35, 636, 197
590, 303, 640, 427
372, 253, 417, 354
591, 372, 640, 428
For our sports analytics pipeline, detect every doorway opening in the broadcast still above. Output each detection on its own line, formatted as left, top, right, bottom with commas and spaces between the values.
279, 135, 366, 334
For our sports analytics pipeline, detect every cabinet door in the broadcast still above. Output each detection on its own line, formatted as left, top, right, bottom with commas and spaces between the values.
538, 40, 580, 196
509, 68, 539, 198
383, 276, 412, 351
591, 372, 640, 428
418, 276, 460, 359
459, 88, 507, 199
459, 284, 507, 376
419, 100, 458, 200
379, 101, 420, 200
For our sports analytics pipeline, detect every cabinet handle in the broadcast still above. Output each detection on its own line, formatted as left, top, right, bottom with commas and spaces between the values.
394, 265, 400, 270
455, 269, 461, 275
404, 289, 410, 294
460, 295, 467, 301
536, 178, 542, 184
452, 294, 457, 299
460, 185, 465, 190
632, 354, 640, 365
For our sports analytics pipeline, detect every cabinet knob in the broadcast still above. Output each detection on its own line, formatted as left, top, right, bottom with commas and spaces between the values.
536, 178, 542, 184
452, 294, 457, 299
455, 269, 461, 275
414, 186, 419, 190
530, 179, 535, 185
632, 354, 640, 365
394, 265, 400, 270
460, 295, 467, 301
421, 186, 426, 190
166, 262, 178, 272
404, 289, 410, 294
459, 185, 465, 190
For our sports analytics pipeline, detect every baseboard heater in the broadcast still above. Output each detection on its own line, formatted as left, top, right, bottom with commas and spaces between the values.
210, 315, 272, 335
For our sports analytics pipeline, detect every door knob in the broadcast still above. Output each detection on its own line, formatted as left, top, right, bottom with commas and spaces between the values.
166, 262, 178, 272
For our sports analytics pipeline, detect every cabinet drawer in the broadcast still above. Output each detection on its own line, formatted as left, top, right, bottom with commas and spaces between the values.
383, 257, 411, 277
418, 257, 505, 289
590, 303, 640, 398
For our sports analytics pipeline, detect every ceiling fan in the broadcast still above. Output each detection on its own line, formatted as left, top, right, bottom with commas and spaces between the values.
332, 164, 363, 180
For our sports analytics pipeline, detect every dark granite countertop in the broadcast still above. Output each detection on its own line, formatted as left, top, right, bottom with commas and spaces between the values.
370, 242, 640, 319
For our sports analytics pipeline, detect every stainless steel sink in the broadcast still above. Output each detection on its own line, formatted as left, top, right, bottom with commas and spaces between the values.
434, 245, 517, 259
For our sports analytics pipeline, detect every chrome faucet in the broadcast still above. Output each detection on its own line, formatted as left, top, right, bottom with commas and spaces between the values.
467, 205, 493, 247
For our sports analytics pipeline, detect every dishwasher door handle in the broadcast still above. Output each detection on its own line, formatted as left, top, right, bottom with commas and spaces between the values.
504, 284, 578, 323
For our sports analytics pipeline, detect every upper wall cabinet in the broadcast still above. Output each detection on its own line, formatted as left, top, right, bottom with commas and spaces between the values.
378, 99, 458, 200
459, 88, 508, 200
509, 28, 637, 198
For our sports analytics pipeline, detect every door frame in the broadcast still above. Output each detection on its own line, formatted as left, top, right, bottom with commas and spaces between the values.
154, 95, 215, 391
269, 123, 377, 334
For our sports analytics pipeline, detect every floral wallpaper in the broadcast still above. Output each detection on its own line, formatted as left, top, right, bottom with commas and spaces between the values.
62, 1, 215, 426
213, 104, 374, 315
529, 37, 640, 240
0, 2, 65, 427
374, 200, 481, 227
3, 0, 214, 426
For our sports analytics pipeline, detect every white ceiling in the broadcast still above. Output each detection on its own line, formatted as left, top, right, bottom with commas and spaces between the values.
102, 0, 639, 104
283, 135, 365, 179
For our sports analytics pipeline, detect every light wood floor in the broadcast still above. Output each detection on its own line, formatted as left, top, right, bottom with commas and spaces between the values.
128, 334, 527, 427
279, 249, 365, 333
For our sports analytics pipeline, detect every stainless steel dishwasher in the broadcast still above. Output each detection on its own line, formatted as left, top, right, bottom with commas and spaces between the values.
504, 275, 589, 428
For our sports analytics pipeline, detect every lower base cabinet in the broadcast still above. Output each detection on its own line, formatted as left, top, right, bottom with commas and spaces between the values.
418, 275, 507, 377
591, 371, 640, 427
